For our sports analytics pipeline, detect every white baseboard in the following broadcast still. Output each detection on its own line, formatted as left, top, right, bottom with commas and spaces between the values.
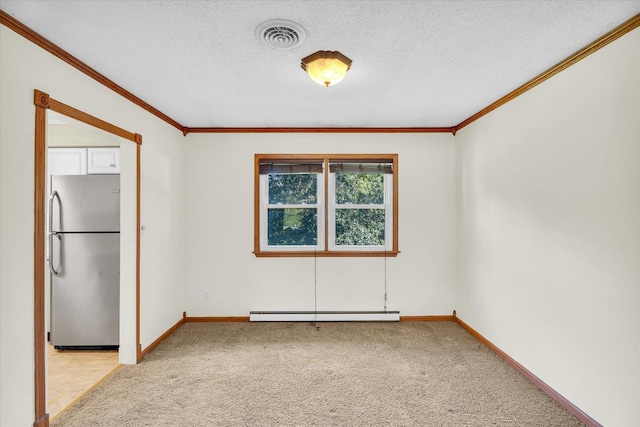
249, 311, 400, 322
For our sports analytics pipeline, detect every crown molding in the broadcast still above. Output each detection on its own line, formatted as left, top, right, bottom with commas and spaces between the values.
183, 127, 454, 135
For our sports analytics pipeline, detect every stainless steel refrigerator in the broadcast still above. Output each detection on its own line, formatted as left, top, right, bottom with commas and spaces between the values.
49, 174, 120, 349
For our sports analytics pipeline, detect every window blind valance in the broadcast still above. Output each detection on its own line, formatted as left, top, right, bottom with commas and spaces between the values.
259, 159, 394, 174
259, 161, 324, 175
329, 161, 393, 174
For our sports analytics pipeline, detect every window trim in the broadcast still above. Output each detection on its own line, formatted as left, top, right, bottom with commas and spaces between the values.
254, 153, 399, 257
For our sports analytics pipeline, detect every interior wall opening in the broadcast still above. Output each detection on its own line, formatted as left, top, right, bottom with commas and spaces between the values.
33, 90, 141, 426
45, 111, 127, 418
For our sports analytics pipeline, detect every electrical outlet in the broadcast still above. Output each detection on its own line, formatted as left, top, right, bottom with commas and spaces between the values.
203, 290, 211, 301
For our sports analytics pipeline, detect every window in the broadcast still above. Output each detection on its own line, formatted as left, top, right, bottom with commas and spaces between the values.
255, 154, 398, 257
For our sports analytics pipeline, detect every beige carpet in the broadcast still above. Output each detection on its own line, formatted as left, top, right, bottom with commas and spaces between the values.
52, 321, 584, 426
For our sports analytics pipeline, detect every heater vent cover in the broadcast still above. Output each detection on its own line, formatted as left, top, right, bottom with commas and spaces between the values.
250, 311, 400, 322
257, 19, 306, 50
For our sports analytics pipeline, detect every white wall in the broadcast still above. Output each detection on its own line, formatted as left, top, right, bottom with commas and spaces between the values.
455, 28, 640, 426
184, 133, 456, 317
0, 25, 185, 426
138, 122, 185, 349
48, 121, 121, 147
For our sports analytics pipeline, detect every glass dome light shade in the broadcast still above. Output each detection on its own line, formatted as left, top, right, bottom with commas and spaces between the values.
301, 51, 352, 87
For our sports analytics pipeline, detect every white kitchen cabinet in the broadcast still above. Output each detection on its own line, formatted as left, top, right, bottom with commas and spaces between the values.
47, 147, 87, 176
88, 147, 120, 174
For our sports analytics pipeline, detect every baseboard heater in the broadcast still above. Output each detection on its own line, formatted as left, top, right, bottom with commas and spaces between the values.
249, 311, 400, 322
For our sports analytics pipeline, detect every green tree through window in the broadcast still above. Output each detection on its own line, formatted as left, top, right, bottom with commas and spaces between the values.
334, 172, 386, 246
267, 173, 318, 246
268, 174, 317, 204
335, 209, 385, 245
335, 172, 384, 204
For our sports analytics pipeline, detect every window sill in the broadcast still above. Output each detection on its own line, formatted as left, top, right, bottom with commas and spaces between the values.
253, 250, 400, 258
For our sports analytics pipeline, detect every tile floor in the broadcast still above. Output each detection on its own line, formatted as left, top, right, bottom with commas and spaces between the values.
47, 343, 120, 419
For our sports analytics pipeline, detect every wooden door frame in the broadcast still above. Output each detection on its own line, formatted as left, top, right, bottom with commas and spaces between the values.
33, 90, 142, 427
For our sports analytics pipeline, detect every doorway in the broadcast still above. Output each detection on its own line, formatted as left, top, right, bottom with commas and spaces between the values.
33, 90, 141, 426
45, 111, 123, 418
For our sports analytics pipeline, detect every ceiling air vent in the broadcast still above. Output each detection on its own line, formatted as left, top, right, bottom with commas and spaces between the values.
256, 19, 306, 50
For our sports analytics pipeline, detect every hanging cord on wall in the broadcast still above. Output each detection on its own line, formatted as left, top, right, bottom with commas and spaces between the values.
314, 248, 318, 321
310, 248, 319, 330
384, 250, 388, 312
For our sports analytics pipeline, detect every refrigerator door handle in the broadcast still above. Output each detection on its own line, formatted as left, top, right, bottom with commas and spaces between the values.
48, 232, 61, 276
49, 190, 61, 276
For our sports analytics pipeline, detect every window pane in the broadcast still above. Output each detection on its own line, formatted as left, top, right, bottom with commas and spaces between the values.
268, 174, 317, 204
268, 208, 317, 246
335, 173, 384, 204
335, 209, 385, 246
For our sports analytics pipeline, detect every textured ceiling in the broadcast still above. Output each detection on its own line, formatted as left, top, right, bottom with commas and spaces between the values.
1, 1, 639, 128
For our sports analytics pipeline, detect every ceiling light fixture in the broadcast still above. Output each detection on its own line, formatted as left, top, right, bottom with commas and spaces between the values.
301, 51, 352, 87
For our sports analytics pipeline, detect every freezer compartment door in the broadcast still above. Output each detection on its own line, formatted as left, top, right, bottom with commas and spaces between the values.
51, 233, 119, 347
51, 174, 120, 232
